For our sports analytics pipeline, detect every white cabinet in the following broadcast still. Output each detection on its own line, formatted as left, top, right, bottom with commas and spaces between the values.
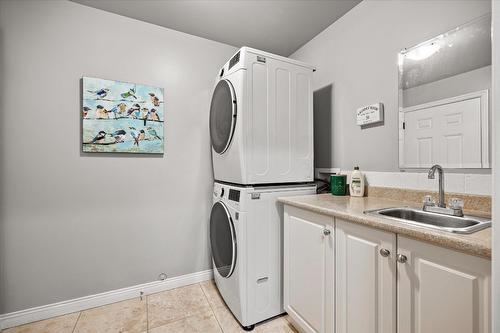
283, 206, 491, 333
397, 236, 491, 333
335, 219, 396, 333
283, 205, 334, 333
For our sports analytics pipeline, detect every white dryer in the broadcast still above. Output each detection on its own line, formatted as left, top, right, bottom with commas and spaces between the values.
209, 181, 316, 330
209, 47, 315, 185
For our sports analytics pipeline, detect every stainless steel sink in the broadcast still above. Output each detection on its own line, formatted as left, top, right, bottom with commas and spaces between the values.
364, 207, 491, 234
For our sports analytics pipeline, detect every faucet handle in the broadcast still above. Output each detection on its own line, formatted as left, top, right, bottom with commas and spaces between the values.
449, 198, 464, 210
423, 195, 435, 207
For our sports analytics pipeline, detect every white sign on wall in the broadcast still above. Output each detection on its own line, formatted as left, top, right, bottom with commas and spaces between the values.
356, 103, 384, 126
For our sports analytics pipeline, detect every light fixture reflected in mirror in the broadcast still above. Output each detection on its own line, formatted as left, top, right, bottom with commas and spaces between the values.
405, 41, 441, 61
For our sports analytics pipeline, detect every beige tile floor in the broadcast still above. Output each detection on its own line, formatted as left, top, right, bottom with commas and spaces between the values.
3, 280, 297, 333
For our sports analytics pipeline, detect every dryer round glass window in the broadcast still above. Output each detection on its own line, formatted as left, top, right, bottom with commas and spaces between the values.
209, 79, 237, 154
209, 201, 237, 278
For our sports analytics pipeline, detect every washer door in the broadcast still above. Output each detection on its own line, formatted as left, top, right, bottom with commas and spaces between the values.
209, 201, 237, 278
209, 79, 237, 154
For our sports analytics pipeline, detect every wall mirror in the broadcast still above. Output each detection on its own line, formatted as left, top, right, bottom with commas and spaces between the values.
398, 14, 491, 169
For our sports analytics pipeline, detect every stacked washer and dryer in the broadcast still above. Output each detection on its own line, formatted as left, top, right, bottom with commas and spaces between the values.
208, 47, 316, 330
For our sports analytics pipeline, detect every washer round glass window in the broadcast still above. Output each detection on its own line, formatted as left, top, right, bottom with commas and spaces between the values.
209, 79, 237, 154
209, 202, 236, 278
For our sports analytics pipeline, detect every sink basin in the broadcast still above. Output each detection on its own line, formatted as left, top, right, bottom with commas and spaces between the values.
364, 207, 491, 234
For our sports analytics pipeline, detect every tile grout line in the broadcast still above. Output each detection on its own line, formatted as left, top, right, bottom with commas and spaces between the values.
147, 283, 214, 332
71, 312, 82, 333
199, 281, 225, 333
146, 294, 149, 333
148, 309, 207, 331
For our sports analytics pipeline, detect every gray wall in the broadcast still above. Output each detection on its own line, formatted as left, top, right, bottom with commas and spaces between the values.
403, 66, 492, 107
291, 0, 491, 172
0, 0, 237, 313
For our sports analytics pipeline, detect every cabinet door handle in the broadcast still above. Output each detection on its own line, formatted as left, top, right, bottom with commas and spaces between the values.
396, 254, 408, 263
379, 248, 390, 257
323, 229, 331, 236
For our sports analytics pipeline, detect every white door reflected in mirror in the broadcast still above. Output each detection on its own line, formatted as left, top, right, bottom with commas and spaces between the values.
398, 14, 491, 169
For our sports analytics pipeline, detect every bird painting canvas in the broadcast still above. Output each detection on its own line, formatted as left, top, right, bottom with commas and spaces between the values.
82, 77, 164, 154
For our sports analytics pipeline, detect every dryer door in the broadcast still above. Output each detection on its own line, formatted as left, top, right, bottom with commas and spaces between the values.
209, 79, 237, 154
209, 201, 237, 278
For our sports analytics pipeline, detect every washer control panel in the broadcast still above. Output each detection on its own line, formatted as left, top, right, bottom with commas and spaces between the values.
228, 189, 240, 202
213, 183, 242, 210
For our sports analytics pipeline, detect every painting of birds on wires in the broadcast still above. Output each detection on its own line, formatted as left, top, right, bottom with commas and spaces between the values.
82, 77, 164, 154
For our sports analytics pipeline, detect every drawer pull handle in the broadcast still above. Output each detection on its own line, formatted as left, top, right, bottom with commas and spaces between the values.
323, 229, 331, 236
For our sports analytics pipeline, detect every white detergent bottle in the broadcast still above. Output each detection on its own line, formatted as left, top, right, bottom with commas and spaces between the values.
350, 166, 365, 197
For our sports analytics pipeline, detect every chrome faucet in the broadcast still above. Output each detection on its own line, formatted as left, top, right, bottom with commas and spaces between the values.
428, 164, 445, 207
423, 164, 464, 217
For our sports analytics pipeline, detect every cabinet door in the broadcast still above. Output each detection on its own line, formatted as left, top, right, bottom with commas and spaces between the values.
397, 236, 491, 333
335, 219, 396, 333
284, 206, 334, 333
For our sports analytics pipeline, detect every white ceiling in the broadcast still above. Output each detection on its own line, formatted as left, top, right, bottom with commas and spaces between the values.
71, 0, 361, 56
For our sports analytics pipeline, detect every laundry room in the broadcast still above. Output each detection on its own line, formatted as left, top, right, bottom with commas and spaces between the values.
0, 1, 498, 332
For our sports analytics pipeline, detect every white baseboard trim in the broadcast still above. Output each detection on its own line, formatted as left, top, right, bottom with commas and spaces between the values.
0, 269, 213, 330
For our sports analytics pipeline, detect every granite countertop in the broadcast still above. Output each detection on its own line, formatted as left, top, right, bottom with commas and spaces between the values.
278, 194, 491, 259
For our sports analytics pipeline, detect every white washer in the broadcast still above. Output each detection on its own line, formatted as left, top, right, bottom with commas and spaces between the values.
209, 181, 316, 329
209, 47, 315, 185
